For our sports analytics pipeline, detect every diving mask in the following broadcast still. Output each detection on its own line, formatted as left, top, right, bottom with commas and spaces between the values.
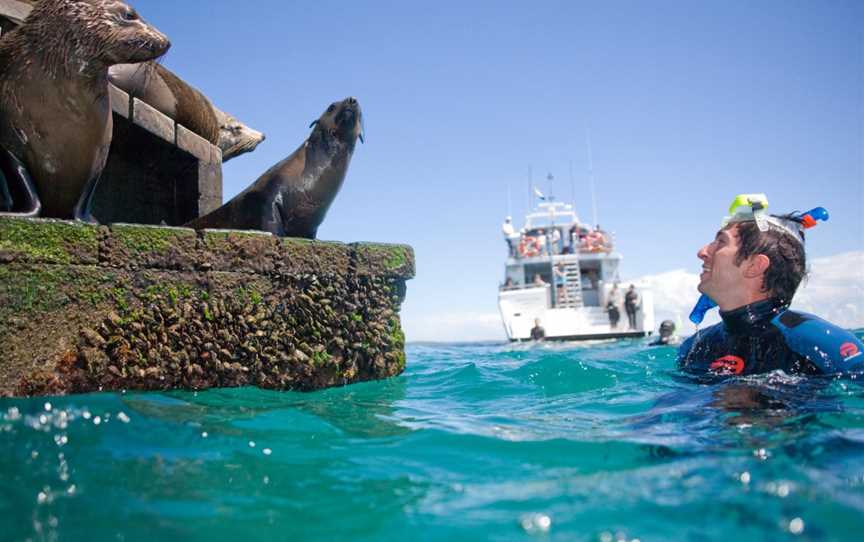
720, 193, 828, 246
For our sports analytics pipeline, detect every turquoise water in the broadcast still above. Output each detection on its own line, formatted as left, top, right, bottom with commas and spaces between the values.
3, 336, 864, 541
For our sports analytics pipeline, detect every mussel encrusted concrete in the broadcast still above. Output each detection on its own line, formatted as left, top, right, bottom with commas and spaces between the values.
0, 217, 414, 397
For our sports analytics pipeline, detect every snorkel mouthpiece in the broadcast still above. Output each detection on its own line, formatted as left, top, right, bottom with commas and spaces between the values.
798, 207, 829, 229
689, 293, 717, 325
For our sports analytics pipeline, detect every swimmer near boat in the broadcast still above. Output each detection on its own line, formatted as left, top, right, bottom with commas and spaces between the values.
678, 193, 864, 378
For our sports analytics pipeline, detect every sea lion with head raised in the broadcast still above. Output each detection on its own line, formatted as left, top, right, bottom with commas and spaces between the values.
186, 97, 363, 238
0, 0, 170, 219
108, 61, 266, 161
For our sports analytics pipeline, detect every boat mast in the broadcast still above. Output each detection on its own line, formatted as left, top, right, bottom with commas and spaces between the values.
586, 127, 598, 228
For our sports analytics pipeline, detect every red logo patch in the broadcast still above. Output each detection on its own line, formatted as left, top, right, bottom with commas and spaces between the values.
840, 342, 861, 361
710, 355, 745, 375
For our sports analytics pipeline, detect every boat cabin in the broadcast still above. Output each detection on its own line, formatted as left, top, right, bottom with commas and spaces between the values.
500, 202, 618, 310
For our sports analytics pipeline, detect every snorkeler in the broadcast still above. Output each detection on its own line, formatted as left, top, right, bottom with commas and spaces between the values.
678, 194, 864, 378
649, 320, 680, 347
530, 318, 546, 341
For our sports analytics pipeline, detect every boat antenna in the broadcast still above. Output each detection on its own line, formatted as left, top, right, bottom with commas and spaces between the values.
528, 165, 533, 210
569, 160, 575, 208
586, 126, 599, 227
506, 183, 511, 218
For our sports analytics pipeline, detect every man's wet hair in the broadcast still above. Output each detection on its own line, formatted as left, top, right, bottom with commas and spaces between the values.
732, 214, 807, 304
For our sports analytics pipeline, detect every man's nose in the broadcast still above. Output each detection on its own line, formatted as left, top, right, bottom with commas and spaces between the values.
697, 243, 710, 260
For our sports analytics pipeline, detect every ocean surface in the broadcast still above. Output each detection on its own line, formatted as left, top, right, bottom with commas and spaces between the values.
3, 335, 864, 542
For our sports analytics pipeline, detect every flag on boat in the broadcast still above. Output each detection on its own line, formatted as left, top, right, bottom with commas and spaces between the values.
533, 187, 545, 200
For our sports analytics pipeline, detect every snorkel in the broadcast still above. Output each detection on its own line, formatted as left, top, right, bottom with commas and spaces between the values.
688, 194, 829, 325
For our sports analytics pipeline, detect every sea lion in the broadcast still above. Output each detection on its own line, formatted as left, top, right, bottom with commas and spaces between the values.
0, 0, 170, 219
186, 97, 363, 238
108, 62, 266, 161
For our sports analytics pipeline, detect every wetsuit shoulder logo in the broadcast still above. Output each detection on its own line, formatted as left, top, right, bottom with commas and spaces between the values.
709, 355, 745, 375
840, 342, 861, 362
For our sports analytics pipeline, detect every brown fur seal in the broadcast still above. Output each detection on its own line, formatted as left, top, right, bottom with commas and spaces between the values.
186, 97, 363, 238
108, 62, 266, 161
0, 0, 170, 219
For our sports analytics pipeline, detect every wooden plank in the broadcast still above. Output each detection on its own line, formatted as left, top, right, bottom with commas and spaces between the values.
0, 0, 32, 24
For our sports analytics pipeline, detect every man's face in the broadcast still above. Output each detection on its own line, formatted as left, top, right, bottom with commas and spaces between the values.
697, 224, 745, 302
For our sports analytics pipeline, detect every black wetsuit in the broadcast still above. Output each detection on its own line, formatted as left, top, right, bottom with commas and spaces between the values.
530, 325, 545, 341
678, 298, 864, 378
649, 335, 679, 347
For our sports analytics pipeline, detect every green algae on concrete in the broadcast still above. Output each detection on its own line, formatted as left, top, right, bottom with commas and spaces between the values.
0, 217, 99, 265
200, 229, 279, 273
0, 217, 414, 397
353, 242, 415, 277
280, 237, 351, 274
106, 223, 198, 270
0, 265, 115, 318
110, 223, 194, 254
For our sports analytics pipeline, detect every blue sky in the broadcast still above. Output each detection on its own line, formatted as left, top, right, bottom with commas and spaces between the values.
134, 1, 863, 341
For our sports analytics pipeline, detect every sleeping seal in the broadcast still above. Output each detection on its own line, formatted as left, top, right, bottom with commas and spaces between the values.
186, 97, 363, 239
108, 61, 266, 161
0, 0, 170, 219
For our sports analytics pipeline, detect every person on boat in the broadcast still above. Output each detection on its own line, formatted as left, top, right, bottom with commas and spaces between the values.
554, 263, 568, 304
530, 318, 546, 341
502, 216, 518, 257
536, 229, 547, 256
678, 194, 864, 378
624, 285, 640, 329
649, 320, 679, 346
606, 299, 621, 329
532, 274, 547, 287
607, 285, 622, 328
550, 228, 561, 254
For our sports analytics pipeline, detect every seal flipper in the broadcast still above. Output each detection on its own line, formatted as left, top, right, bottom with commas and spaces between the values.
0, 167, 11, 212
275, 196, 318, 239
72, 173, 102, 223
0, 147, 41, 217
274, 197, 293, 238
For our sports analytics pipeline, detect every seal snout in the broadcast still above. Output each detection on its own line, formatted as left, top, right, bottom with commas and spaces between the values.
137, 23, 171, 59
334, 97, 362, 137
148, 32, 171, 56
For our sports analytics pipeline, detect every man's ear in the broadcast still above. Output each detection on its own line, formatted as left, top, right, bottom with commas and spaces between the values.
742, 254, 770, 279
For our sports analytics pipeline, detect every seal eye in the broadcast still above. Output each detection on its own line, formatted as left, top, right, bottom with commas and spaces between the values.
120, 8, 139, 22
326, 105, 336, 114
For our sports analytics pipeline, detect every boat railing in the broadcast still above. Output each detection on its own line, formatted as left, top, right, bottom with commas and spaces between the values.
507, 228, 613, 260
499, 282, 549, 292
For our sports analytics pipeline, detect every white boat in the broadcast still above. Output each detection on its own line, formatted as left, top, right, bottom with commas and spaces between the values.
498, 201, 655, 341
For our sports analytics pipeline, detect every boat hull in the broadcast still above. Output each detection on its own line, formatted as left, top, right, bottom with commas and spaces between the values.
498, 285, 656, 342
509, 330, 650, 342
